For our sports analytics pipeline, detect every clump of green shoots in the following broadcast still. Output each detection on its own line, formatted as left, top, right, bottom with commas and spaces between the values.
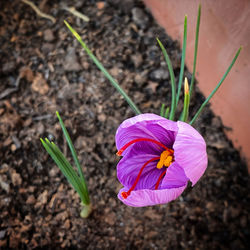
64, 4, 241, 125
41, 112, 91, 218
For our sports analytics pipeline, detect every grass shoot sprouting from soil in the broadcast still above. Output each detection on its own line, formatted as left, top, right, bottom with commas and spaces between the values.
41, 112, 91, 218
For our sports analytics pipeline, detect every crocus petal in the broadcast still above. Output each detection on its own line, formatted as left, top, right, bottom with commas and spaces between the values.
117, 153, 165, 190
116, 114, 178, 156
160, 162, 189, 189
174, 121, 208, 186
115, 114, 208, 207
118, 185, 187, 207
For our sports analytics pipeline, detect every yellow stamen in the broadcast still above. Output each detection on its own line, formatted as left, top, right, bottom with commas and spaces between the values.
164, 155, 173, 167
157, 150, 174, 169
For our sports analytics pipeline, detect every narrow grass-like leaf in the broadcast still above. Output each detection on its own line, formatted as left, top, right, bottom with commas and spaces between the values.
50, 141, 89, 204
42, 139, 81, 193
181, 78, 190, 122
160, 103, 165, 117
157, 38, 176, 120
41, 138, 88, 204
189, 4, 201, 98
64, 20, 141, 115
190, 47, 242, 125
56, 111, 88, 196
164, 107, 170, 119
176, 15, 187, 108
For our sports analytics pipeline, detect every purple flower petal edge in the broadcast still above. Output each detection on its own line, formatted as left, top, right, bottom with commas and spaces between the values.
116, 114, 178, 155
118, 185, 187, 207
174, 121, 208, 186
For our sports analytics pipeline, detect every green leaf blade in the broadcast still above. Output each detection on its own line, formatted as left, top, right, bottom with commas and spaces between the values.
190, 47, 242, 125
160, 103, 165, 117
164, 107, 170, 119
64, 20, 141, 115
56, 112, 88, 193
157, 38, 176, 120
176, 15, 187, 108
41, 139, 81, 194
41, 138, 89, 205
189, 4, 201, 98
50, 141, 89, 204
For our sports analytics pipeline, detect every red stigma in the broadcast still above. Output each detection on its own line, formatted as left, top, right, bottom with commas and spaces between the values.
121, 156, 160, 199
117, 138, 173, 156
117, 137, 174, 199
155, 169, 167, 190
121, 192, 129, 199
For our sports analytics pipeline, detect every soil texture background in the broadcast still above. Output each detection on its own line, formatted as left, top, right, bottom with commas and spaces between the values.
0, 0, 249, 249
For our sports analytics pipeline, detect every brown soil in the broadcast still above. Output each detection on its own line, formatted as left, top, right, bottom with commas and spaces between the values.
0, 0, 249, 249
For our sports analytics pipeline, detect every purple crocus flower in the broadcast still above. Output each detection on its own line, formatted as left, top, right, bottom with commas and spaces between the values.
116, 113, 207, 207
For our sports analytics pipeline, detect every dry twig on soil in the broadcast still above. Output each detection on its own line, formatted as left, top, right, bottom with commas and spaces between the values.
21, 0, 56, 23
62, 6, 90, 22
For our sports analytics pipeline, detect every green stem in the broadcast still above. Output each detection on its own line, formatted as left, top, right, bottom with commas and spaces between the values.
64, 20, 141, 115
190, 47, 242, 125
80, 203, 92, 218
157, 38, 176, 120
176, 15, 187, 108
189, 4, 201, 98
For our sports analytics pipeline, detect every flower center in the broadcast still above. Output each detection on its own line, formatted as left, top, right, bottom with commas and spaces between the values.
156, 150, 174, 169
118, 137, 174, 199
